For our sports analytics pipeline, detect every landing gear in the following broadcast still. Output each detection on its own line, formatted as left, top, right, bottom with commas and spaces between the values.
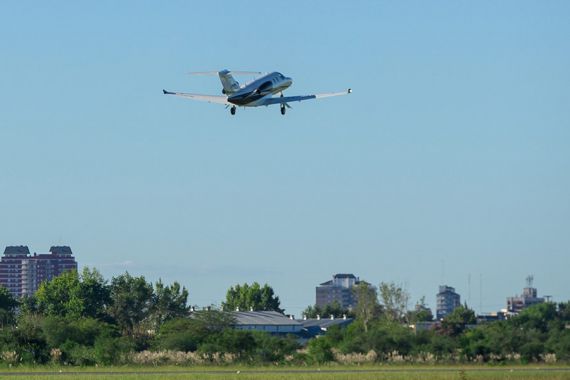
230, 106, 236, 115
279, 93, 287, 115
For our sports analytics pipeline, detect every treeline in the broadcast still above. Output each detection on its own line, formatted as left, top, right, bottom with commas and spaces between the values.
0, 268, 297, 366
308, 303, 570, 364
0, 270, 569, 366
305, 282, 570, 364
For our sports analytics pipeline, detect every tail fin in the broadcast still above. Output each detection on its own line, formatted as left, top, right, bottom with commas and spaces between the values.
218, 70, 241, 94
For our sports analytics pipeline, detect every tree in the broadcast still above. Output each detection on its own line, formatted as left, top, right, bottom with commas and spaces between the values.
42, 317, 114, 349
514, 302, 557, 333
558, 301, 570, 323
0, 286, 18, 327
547, 329, 570, 361
156, 309, 236, 352
303, 301, 353, 319
222, 282, 283, 313
408, 296, 433, 323
78, 268, 111, 320
11, 314, 50, 363
35, 268, 110, 320
108, 272, 154, 336
379, 281, 410, 323
35, 270, 83, 319
352, 281, 380, 332
18, 295, 39, 317
192, 309, 236, 333
440, 305, 476, 336
156, 318, 203, 352
150, 279, 189, 329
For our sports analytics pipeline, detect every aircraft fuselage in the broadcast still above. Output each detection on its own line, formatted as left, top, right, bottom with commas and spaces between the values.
227, 72, 292, 106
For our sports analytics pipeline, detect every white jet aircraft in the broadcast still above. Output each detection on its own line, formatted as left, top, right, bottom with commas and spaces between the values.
163, 69, 351, 115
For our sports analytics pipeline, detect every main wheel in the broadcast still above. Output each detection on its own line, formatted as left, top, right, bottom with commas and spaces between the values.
280, 105, 286, 115
230, 106, 236, 115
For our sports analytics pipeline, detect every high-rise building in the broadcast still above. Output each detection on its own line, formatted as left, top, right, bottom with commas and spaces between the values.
507, 275, 544, 314
436, 285, 461, 320
316, 273, 362, 309
0, 246, 29, 297
0, 246, 78, 298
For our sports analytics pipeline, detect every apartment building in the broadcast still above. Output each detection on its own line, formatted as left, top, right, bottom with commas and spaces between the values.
0, 245, 77, 298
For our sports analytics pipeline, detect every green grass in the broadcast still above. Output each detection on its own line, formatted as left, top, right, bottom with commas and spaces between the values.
0, 365, 569, 380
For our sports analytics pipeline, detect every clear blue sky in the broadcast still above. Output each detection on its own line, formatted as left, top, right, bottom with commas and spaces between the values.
1, 1, 569, 317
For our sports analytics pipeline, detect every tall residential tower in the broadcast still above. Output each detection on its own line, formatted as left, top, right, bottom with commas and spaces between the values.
0, 246, 78, 298
316, 273, 362, 309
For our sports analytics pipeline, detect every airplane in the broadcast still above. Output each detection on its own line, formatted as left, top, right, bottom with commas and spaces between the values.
163, 69, 352, 115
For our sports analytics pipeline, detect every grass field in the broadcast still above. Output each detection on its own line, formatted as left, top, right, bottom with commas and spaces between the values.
1, 366, 570, 380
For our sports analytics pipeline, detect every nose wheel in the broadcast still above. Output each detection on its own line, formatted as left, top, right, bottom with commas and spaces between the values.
230, 106, 236, 115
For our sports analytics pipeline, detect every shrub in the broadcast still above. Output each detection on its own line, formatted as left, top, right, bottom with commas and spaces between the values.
307, 337, 334, 364
94, 335, 131, 365
1, 351, 19, 365
542, 353, 557, 364
249, 332, 299, 364
50, 348, 62, 364
64, 343, 96, 366
520, 341, 544, 362
333, 349, 377, 364
128, 350, 236, 366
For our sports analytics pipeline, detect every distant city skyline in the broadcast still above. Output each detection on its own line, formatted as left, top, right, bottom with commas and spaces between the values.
1, 1, 568, 318
0, 244, 555, 319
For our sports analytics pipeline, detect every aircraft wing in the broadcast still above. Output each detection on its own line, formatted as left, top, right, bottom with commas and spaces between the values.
259, 89, 352, 106
162, 89, 229, 105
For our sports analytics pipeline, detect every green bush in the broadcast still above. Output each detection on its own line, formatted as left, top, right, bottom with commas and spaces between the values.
12, 316, 49, 364
195, 329, 257, 362
307, 337, 334, 364
250, 332, 298, 363
94, 335, 131, 365
63, 343, 96, 366
155, 318, 207, 352
520, 341, 545, 362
